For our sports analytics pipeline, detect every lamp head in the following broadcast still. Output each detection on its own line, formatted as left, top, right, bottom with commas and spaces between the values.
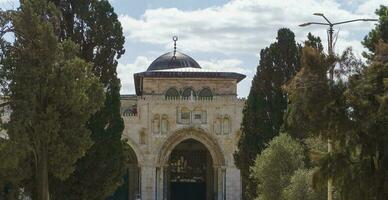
362, 19, 378, 21
313, 13, 324, 16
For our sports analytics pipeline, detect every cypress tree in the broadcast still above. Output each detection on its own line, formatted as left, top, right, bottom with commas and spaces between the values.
0, 0, 104, 199
234, 28, 301, 200
362, 5, 388, 61
45, 1, 128, 199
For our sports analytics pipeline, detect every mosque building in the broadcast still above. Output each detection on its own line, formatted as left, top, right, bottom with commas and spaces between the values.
119, 37, 246, 200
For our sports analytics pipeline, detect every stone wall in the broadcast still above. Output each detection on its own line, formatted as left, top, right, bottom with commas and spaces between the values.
120, 77, 244, 200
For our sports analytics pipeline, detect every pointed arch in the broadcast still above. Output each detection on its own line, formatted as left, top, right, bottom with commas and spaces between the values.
182, 87, 197, 98
156, 127, 225, 167
198, 87, 213, 99
165, 87, 180, 99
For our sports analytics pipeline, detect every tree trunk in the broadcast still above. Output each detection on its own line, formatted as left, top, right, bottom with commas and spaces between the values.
36, 148, 50, 200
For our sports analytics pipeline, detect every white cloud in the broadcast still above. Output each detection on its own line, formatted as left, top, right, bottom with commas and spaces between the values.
119, 0, 381, 56
356, 0, 385, 15
117, 56, 152, 94
198, 59, 249, 74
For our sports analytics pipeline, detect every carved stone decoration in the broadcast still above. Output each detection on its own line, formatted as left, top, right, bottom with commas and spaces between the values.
139, 128, 147, 144
223, 116, 231, 135
214, 115, 222, 135
152, 114, 160, 134
201, 110, 207, 124
161, 114, 169, 134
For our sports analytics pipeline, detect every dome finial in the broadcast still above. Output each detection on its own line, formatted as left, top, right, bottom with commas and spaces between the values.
172, 36, 178, 57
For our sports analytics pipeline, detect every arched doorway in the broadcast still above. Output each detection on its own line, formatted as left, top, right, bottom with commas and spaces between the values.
156, 128, 226, 200
168, 139, 213, 200
108, 146, 140, 200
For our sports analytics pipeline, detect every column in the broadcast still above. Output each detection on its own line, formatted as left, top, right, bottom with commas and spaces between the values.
214, 166, 226, 200
225, 167, 242, 200
156, 166, 165, 200
141, 165, 156, 200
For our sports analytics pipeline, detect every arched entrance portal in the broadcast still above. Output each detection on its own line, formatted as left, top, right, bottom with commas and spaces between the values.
108, 146, 140, 200
156, 128, 226, 200
168, 139, 213, 200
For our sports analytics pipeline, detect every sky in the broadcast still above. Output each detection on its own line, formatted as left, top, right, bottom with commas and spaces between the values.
1, 0, 385, 97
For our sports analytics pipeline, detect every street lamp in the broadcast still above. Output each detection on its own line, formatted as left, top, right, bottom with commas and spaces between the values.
299, 13, 377, 65
299, 13, 377, 200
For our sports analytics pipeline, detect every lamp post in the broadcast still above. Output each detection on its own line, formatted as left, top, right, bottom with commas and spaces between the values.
299, 13, 377, 79
299, 13, 377, 200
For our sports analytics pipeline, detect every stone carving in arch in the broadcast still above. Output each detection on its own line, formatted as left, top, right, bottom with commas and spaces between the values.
161, 114, 169, 134
214, 115, 222, 135
223, 115, 231, 135
152, 114, 160, 134
156, 127, 225, 167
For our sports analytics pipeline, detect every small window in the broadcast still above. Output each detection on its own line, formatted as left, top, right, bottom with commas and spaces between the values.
192, 108, 204, 124
198, 88, 213, 99
182, 88, 196, 99
165, 88, 180, 100
123, 108, 132, 116
180, 108, 190, 124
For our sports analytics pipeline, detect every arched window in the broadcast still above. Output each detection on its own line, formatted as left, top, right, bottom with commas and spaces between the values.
161, 114, 169, 134
165, 88, 180, 99
223, 116, 231, 135
214, 116, 222, 135
182, 87, 196, 99
139, 129, 147, 144
198, 88, 213, 99
152, 114, 160, 134
123, 108, 132, 117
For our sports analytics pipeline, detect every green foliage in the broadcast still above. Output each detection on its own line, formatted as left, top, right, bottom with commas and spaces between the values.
251, 133, 305, 200
234, 28, 301, 199
304, 32, 324, 53
284, 41, 388, 199
282, 169, 325, 200
44, 1, 129, 199
0, 0, 104, 199
283, 46, 331, 139
362, 5, 388, 60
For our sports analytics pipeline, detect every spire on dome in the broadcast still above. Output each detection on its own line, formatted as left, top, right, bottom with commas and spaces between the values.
172, 36, 178, 58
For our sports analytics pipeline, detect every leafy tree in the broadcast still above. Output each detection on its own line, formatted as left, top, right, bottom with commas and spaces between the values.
304, 33, 324, 53
282, 169, 325, 200
0, 0, 104, 199
284, 40, 388, 200
234, 28, 301, 199
44, 1, 129, 199
362, 5, 388, 60
251, 133, 305, 200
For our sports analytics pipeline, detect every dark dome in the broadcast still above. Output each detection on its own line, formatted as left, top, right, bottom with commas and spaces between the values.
147, 51, 201, 71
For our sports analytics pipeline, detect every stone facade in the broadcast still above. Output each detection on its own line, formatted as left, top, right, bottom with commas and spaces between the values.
120, 51, 245, 200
